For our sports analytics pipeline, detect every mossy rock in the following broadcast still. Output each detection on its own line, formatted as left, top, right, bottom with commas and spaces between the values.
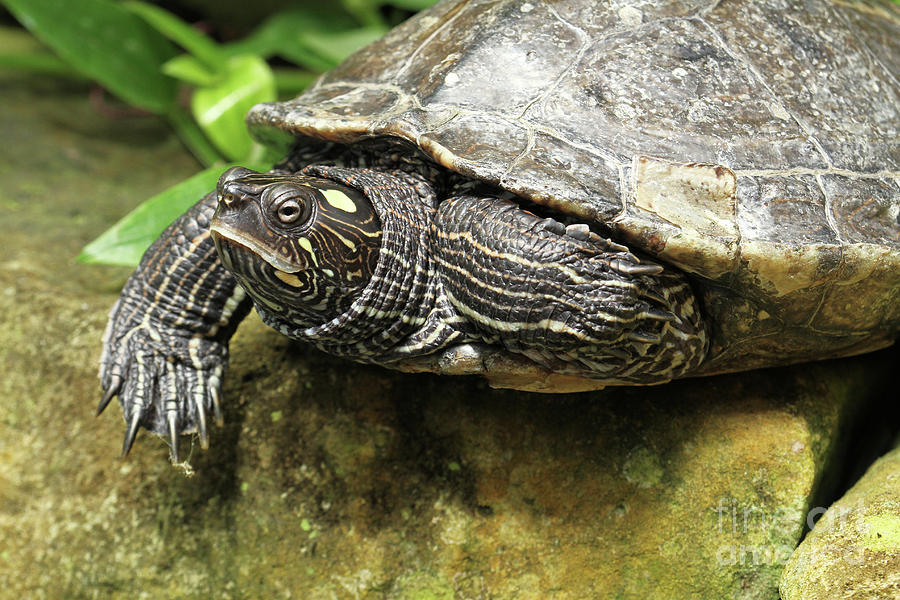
780, 441, 900, 600
0, 67, 897, 599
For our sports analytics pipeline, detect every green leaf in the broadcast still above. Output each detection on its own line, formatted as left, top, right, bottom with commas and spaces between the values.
1, 0, 177, 114
245, 142, 286, 167
123, 1, 224, 71
192, 54, 277, 162
0, 24, 43, 52
163, 54, 219, 86
223, 7, 356, 72
79, 167, 225, 266
301, 27, 388, 68
78, 163, 270, 266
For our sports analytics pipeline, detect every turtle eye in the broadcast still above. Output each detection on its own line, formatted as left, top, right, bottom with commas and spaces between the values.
276, 198, 303, 224
265, 182, 314, 227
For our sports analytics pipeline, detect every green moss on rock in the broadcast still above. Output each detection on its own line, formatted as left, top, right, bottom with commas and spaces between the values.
780, 443, 900, 600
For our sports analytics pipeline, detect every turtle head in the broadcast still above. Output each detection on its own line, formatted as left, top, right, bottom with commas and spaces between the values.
210, 166, 382, 323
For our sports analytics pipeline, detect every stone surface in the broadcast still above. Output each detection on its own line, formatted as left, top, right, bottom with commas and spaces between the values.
779, 440, 900, 600
0, 68, 897, 599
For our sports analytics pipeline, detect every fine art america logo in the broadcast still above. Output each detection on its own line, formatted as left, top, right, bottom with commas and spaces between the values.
713, 497, 871, 566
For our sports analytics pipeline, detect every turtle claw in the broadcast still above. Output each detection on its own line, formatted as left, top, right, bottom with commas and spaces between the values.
122, 410, 142, 458
194, 393, 210, 449
167, 411, 180, 463
564, 223, 592, 240
210, 386, 224, 428
627, 330, 662, 344
609, 258, 664, 276
96, 376, 121, 416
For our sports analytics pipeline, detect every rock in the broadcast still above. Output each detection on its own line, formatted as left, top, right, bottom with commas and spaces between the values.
779, 440, 900, 600
0, 65, 896, 599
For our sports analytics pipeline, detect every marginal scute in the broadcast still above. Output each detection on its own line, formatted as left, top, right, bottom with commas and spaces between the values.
734, 173, 843, 297
813, 244, 900, 333
736, 174, 836, 245
741, 240, 840, 297
631, 157, 737, 236
502, 131, 622, 221
421, 112, 529, 173
626, 156, 739, 279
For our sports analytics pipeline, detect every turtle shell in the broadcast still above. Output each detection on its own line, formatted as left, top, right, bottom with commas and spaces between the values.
248, 0, 900, 376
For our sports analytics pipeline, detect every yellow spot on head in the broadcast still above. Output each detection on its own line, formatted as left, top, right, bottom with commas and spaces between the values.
321, 189, 357, 213
298, 237, 318, 267
274, 270, 304, 287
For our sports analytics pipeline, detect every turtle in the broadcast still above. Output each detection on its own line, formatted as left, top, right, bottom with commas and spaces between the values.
98, 0, 900, 460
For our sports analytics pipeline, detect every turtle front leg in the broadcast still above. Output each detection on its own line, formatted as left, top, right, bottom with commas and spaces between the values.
98, 192, 252, 461
432, 195, 708, 384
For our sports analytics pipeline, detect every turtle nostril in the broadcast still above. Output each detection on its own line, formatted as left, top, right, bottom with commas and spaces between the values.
219, 189, 249, 208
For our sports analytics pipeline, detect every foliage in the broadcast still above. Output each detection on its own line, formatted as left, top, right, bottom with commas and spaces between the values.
0, 0, 432, 265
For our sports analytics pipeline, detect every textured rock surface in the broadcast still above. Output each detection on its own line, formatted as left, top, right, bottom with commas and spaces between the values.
780, 441, 900, 600
0, 70, 896, 599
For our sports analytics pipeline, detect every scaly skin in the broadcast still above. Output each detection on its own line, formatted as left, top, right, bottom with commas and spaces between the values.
432, 195, 707, 383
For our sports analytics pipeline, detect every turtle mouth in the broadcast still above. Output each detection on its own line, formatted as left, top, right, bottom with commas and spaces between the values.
210, 222, 301, 274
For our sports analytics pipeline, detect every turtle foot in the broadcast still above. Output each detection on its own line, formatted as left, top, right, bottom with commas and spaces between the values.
99, 319, 228, 462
